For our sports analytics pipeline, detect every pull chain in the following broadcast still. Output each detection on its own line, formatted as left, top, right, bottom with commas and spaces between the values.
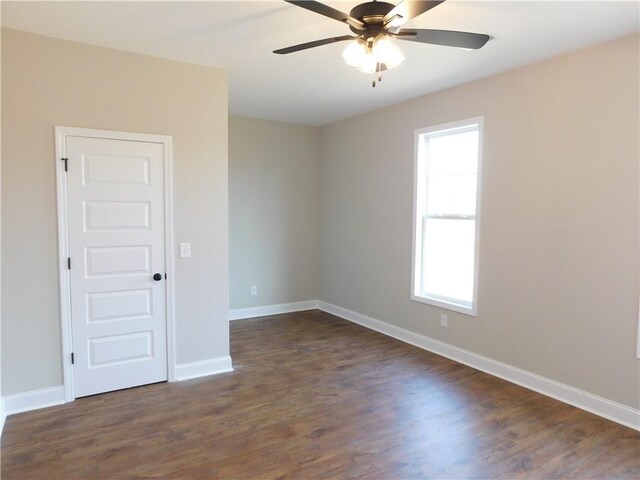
372, 63, 384, 88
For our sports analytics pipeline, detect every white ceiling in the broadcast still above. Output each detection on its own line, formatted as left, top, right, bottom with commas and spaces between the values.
2, 1, 638, 125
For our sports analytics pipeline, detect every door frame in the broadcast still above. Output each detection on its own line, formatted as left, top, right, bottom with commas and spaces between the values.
55, 126, 176, 402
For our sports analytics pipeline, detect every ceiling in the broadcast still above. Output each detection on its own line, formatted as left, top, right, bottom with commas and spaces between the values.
2, 1, 638, 125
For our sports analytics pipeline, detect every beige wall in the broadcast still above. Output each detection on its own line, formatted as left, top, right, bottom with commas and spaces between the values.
320, 34, 640, 409
1, 28, 229, 395
229, 116, 320, 309
2, 25, 638, 414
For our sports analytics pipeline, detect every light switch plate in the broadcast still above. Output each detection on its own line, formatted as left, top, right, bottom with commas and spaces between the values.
179, 242, 191, 258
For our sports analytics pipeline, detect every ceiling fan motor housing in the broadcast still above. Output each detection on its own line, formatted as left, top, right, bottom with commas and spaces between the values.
349, 1, 396, 35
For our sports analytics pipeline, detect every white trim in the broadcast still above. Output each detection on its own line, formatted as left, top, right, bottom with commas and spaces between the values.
318, 301, 640, 431
55, 126, 176, 399
2, 386, 66, 417
163, 137, 177, 382
637, 296, 640, 359
55, 127, 73, 402
411, 293, 476, 317
229, 300, 319, 321
0, 399, 6, 436
0, 360, 233, 419
175, 356, 233, 381
411, 117, 483, 317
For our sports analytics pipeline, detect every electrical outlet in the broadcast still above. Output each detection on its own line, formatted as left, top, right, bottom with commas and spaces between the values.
440, 313, 448, 328
251, 285, 258, 296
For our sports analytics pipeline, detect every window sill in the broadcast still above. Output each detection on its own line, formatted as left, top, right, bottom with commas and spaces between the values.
411, 294, 477, 317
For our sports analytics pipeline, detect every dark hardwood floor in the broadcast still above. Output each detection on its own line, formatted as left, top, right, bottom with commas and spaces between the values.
2, 310, 639, 479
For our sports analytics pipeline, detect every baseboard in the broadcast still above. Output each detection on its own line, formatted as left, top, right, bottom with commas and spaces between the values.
229, 300, 319, 321
318, 301, 640, 431
0, 358, 234, 420
0, 399, 6, 437
2, 386, 66, 418
175, 356, 234, 381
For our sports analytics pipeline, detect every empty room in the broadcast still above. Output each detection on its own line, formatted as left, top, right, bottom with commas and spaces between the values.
1, 0, 639, 478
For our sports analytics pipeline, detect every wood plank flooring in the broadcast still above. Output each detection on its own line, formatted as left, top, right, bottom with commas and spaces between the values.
2, 310, 639, 479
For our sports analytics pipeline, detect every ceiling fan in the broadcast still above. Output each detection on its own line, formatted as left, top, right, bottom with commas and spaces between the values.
274, 0, 491, 87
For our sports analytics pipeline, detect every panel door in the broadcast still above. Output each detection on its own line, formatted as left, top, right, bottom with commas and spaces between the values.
66, 135, 167, 398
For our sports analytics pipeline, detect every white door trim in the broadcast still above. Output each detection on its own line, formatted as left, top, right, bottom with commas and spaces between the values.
55, 126, 176, 403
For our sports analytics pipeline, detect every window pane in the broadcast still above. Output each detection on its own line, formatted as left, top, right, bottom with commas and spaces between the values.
422, 218, 475, 303
427, 173, 477, 216
413, 120, 481, 312
427, 130, 478, 176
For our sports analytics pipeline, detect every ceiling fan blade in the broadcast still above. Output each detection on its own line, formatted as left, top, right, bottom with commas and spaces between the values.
285, 0, 365, 30
383, 1, 445, 25
397, 29, 491, 49
274, 35, 357, 55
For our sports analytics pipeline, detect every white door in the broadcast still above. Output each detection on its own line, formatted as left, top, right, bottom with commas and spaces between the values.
66, 135, 168, 397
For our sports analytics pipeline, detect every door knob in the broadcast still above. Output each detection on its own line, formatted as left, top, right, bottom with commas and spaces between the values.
153, 273, 163, 281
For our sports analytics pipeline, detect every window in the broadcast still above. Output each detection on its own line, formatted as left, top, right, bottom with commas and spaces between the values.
412, 118, 482, 315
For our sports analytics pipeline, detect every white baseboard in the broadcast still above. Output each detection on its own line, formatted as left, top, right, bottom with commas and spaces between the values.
318, 301, 640, 431
175, 355, 234, 381
0, 399, 6, 437
2, 386, 66, 418
229, 300, 319, 321
0, 357, 234, 422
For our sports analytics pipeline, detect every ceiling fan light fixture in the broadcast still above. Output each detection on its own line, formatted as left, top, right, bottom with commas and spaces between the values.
356, 47, 379, 73
373, 35, 405, 69
343, 35, 404, 73
342, 38, 368, 67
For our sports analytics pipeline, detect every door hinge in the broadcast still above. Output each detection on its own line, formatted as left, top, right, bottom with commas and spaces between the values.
71, 352, 75, 365
61, 157, 68, 172
165, 273, 167, 279
67, 257, 71, 270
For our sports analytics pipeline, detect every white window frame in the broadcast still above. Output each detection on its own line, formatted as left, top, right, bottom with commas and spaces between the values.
411, 117, 483, 316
